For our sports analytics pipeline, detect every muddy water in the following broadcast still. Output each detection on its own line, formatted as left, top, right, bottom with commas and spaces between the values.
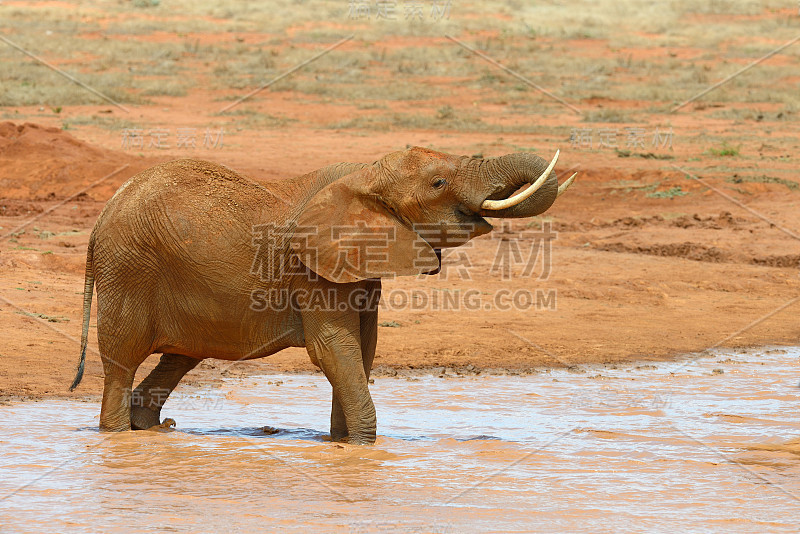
2, 348, 800, 533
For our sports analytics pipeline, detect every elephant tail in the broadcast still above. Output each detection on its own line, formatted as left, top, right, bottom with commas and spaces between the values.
70, 235, 95, 391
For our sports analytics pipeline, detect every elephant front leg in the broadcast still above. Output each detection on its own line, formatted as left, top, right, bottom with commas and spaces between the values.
130, 353, 200, 430
328, 285, 380, 442
304, 309, 376, 445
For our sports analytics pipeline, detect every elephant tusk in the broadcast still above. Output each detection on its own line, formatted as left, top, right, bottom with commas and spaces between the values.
557, 172, 578, 198
480, 149, 560, 211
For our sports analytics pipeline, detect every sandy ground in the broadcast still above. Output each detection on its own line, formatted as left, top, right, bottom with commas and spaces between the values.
1, 3, 799, 400
2, 119, 798, 401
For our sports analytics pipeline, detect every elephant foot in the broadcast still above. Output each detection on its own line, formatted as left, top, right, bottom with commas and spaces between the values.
99, 419, 132, 432
333, 430, 374, 445
330, 428, 377, 445
131, 405, 161, 430
330, 428, 348, 442
344, 435, 375, 446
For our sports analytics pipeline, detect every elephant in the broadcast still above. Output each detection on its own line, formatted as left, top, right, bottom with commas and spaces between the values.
68, 146, 575, 444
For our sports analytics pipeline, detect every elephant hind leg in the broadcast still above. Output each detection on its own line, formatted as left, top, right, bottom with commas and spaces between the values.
99, 357, 140, 432
131, 353, 200, 430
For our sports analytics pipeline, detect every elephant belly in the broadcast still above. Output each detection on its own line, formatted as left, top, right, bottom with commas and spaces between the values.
151, 285, 306, 361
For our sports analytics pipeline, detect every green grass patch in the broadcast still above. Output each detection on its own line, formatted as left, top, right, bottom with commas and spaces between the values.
707, 142, 740, 157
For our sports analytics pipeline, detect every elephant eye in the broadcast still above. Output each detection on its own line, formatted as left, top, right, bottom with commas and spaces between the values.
432, 177, 446, 189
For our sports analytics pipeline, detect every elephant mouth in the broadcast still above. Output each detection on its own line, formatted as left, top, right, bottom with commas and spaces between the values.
456, 206, 493, 238
416, 207, 492, 251
425, 248, 443, 275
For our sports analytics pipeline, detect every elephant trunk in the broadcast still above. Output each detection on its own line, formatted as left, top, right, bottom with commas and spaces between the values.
475, 152, 560, 219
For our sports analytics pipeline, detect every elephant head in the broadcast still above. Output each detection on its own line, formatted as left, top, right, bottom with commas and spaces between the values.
293, 146, 576, 283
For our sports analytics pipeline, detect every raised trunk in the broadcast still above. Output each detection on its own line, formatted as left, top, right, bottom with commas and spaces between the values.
476, 153, 559, 218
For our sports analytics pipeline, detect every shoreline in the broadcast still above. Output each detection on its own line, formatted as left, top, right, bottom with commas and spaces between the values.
3, 343, 796, 404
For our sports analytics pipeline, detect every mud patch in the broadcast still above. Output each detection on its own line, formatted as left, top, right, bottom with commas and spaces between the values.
551, 211, 750, 232
596, 241, 731, 263
595, 241, 800, 268
751, 254, 800, 269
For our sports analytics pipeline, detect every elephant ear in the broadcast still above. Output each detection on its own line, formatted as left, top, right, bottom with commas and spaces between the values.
291, 170, 439, 283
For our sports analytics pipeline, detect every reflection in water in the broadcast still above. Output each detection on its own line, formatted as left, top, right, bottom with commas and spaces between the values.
1, 347, 799, 532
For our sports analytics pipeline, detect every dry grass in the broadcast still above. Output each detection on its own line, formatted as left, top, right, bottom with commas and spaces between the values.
215, 108, 296, 129
60, 115, 137, 131
728, 174, 800, 190
0, 0, 797, 154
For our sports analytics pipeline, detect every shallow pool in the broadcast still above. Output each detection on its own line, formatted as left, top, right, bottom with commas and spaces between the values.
1, 347, 799, 532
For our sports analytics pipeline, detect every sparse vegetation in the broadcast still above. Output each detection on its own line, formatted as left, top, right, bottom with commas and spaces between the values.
328, 112, 491, 132
583, 109, 630, 123
728, 175, 799, 190
1, 0, 797, 112
215, 108, 295, 128
606, 180, 660, 194
647, 187, 688, 199
436, 105, 455, 120
615, 149, 674, 160
59, 115, 137, 131
14, 311, 69, 322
